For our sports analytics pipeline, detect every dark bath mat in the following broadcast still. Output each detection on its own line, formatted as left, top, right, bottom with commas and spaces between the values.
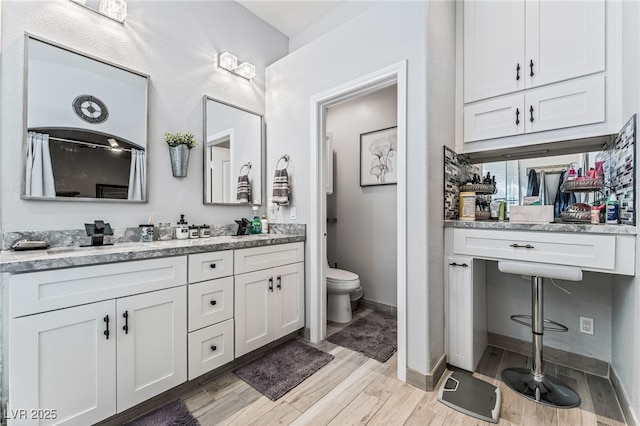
233, 339, 334, 401
126, 399, 199, 426
327, 310, 397, 362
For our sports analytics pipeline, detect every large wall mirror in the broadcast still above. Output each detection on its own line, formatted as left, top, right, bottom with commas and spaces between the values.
23, 35, 149, 202
204, 97, 263, 205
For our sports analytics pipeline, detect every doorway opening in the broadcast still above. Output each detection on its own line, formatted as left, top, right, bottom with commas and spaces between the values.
308, 61, 407, 381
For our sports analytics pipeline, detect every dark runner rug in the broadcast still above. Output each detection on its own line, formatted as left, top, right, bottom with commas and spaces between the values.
233, 339, 334, 401
327, 310, 397, 362
126, 399, 199, 426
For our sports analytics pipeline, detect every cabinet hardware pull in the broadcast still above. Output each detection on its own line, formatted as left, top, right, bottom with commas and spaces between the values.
123, 311, 129, 334
209, 263, 216, 269
529, 105, 534, 123
104, 315, 110, 340
516, 108, 520, 125
268, 277, 274, 292
510, 243, 534, 249
516, 63, 520, 80
210, 300, 217, 306
277, 275, 282, 290
529, 59, 534, 77
449, 262, 469, 267
211, 345, 217, 351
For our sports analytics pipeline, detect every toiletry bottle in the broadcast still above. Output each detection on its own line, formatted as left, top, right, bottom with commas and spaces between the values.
158, 222, 172, 240
566, 164, 576, 181
606, 193, 620, 224
251, 206, 261, 234
175, 215, 189, 240
188, 225, 199, 239
260, 215, 269, 234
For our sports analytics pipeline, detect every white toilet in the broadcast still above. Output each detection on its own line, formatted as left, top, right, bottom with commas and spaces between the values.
326, 264, 361, 323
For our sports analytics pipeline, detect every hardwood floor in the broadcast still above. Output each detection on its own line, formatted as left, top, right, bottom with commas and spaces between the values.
181, 308, 628, 425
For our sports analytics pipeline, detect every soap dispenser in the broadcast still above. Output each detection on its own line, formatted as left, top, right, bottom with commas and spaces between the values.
175, 214, 189, 240
250, 206, 262, 234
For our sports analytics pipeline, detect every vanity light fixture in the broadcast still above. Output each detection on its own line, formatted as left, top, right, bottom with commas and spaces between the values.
218, 52, 256, 80
98, 0, 127, 23
503, 149, 549, 159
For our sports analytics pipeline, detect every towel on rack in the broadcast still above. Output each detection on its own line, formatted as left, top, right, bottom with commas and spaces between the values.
236, 174, 251, 204
272, 168, 290, 205
526, 169, 539, 197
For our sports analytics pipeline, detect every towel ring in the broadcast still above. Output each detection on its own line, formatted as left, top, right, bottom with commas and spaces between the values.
239, 162, 252, 175
276, 154, 290, 170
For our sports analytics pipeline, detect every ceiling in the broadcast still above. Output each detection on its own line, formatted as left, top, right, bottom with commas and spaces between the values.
236, 1, 345, 37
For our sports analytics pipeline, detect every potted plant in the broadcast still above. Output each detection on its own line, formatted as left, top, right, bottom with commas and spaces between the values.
165, 132, 197, 177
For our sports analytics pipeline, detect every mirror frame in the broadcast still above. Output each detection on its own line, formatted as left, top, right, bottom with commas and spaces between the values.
22, 33, 150, 203
202, 95, 265, 206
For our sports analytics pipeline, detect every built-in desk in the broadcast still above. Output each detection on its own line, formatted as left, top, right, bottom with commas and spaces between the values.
443, 220, 636, 372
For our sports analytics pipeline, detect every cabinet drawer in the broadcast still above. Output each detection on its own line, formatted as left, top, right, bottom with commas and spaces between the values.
188, 276, 233, 332
464, 93, 524, 142
188, 319, 234, 380
188, 250, 233, 283
234, 242, 304, 274
452, 229, 615, 271
10, 257, 187, 318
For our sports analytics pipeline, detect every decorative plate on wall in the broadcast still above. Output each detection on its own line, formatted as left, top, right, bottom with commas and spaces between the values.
72, 95, 109, 124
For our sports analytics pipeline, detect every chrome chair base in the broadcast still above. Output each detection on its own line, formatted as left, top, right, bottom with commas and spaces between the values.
501, 367, 580, 408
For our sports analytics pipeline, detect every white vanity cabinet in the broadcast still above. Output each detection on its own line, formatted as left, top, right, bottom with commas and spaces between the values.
459, 0, 618, 149
8, 257, 188, 425
234, 243, 305, 357
186, 250, 235, 380
446, 256, 486, 372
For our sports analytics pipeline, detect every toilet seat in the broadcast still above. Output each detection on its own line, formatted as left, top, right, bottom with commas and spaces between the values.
326, 268, 358, 282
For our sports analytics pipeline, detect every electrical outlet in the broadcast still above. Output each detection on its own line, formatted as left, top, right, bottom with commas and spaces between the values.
290, 206, 297, 220
580, 316, 594, 335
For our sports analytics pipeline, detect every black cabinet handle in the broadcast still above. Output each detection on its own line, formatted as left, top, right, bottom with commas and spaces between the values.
529, 59, 534, 77
516, 63, 520, 81
104, 315, 110, 340
209, 263, 216, 269
210, 300, 217, 306
529, 105, 534, 123
122, 311, 129, 334
510, 243, 534, 249
277, 275, 282, 290
268, 277, 273, 292
449, 262, 469, 267
516, 108, 520, 125
210, 345, 217, 352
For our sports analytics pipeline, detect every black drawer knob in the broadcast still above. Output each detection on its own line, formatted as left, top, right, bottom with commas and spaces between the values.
211, 345, 217, 351
210, 300, 217, 306
209, 263, 216, 269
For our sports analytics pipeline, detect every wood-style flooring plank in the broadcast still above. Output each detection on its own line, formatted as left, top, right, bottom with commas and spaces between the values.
557, 365, 598, 426
366, 383, 424, 426
194, 384, 261, 424
475, 345, 505, 379
327, 392, 384, 425
586, 373, 626, 426
495, 351, 528, 425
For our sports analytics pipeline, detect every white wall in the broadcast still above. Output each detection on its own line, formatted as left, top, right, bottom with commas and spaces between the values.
615, 0, 640, 421
326, 85, 397, 308
487, 262, 613, 361
266, 0, 456, 376
1, 1, 288, 232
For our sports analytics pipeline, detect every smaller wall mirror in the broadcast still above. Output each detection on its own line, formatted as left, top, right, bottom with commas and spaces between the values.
203, 97, 263, 205
23, 35, 149, 202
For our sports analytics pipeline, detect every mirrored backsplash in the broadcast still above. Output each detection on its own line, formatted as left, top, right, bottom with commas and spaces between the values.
444, 115, 636, 225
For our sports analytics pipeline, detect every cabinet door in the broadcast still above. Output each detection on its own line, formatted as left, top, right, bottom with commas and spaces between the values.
463, 93, 524, 142
525, 75, 605, 134
188, 319, 234, 380
273, 262, 305, 340
235, 269, 274, 357
525, 0, 605, 89
116, 287, 187, 412
9, 301, 116, 426
464, 0, 525, 103
446, 257, 486, 372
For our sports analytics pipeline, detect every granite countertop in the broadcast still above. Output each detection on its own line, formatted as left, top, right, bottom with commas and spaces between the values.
0, 233, 305, 273
444, 220, 637, 235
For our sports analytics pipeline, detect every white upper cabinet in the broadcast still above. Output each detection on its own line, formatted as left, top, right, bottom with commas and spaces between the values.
525, 0, 605, 89
464, 0, 525, 103
464, 0, 604, 103
460, 0, 614, 149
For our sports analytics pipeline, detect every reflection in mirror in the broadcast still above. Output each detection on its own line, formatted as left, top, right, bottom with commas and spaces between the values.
204, 97, 263, 205
481, 151, 600, 214
23, 36, 148, 202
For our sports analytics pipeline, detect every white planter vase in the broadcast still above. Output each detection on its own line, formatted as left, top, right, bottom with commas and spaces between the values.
169, 145, 190, 177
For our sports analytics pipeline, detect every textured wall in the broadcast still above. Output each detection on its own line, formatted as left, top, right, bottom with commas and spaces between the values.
0, 1, 288, 232
326, 85, 398, 308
